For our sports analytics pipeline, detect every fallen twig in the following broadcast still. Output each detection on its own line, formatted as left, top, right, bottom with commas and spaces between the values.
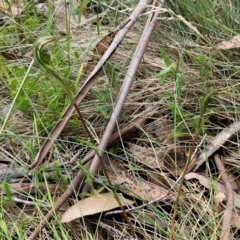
194, 121, 240, 171
214, 154, 233, 240
81, 0, 165, 194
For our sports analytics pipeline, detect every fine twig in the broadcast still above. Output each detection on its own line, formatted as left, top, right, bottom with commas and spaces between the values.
12, 197, 66, 212
214, 154, 233, 240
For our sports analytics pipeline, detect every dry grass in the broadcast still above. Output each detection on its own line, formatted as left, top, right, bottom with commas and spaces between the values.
1, 0, 240, 239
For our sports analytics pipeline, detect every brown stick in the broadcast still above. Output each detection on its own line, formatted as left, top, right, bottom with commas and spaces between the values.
194, 121, 240, 171
214, 154, 233, 240
81, 0, 165, 194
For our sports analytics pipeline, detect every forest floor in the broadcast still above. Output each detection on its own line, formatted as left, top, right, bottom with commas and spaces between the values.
1, 0, 240, 239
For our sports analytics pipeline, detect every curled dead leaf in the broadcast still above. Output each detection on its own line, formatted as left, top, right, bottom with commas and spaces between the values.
85, 30, 119, 76
185, 172, 240, 208
128, 143, 189, 175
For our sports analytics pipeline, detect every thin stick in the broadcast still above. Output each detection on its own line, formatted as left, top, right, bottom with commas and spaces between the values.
214, 154, 233, 240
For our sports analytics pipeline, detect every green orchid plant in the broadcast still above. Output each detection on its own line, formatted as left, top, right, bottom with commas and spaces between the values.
33, 36, 75, 99
33, 36, 92, 141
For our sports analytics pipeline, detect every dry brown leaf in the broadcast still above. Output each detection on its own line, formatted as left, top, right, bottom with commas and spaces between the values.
93, 30, 119, 59
0, 1, 22, 16
185, 172, 240, 207
104, 159, 174, 201
85, 30, 119, 75
128, 143, 164, 169
128, 143, 187, 174
60, 192, 134, 223
216, 34, 240, 50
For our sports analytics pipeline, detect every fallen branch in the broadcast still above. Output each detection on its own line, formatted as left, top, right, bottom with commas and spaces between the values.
81, 0, 165, 194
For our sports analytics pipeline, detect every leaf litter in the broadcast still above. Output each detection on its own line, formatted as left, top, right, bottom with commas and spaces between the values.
60, 192, 134, 223
1, 0, 240, 239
